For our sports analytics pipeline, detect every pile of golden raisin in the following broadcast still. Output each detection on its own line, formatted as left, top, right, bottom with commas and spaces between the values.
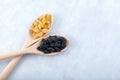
30, 14, 51, 39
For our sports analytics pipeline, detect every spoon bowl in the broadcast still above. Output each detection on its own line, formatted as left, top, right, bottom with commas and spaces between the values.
27, 35, 69, 56
23, 14, 53, 48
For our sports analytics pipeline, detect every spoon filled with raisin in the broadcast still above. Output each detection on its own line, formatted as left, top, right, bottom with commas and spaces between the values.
0, 35, 69, 60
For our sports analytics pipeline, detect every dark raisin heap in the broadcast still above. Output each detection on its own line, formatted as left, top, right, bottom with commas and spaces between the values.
37, 36, 67, 54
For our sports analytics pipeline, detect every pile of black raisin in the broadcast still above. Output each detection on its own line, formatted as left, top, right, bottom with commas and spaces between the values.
37, 35, 67, 54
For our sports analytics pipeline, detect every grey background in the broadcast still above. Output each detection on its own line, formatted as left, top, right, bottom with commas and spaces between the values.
0, 0, 120, 80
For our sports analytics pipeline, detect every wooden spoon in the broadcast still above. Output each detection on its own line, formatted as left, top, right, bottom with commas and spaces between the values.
0, 14, 52, 80
0, 35, 69, 60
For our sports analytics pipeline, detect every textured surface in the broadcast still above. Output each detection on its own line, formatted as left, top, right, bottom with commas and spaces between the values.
0, 0, 120, 80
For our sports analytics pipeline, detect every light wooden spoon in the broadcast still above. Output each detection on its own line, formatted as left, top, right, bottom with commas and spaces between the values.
0, 35, 69, 60
0, 14, 52, 80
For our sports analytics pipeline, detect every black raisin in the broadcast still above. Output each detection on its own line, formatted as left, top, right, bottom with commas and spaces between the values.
42, 44, 49, 49
50, 43, 56, 47
62, 39, 67, 44
47, 47, 55, 52
58, 37, 65, 41
43, 50, 51, 53
54, 47, 61, 52
61, 43, 66, 48
41, 39, 47, 45
54, 43, 61, 47
57, 41, 62, 44
47, 38, 52, 43
50, 36, 58, 42
37, 46, 43, 51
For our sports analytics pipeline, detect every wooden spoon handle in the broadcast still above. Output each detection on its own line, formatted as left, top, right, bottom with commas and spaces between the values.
0, 56, 22, 80
0, 50, 26, 61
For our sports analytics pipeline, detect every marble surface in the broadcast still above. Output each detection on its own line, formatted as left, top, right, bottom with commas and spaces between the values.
0, 0, 120, 80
